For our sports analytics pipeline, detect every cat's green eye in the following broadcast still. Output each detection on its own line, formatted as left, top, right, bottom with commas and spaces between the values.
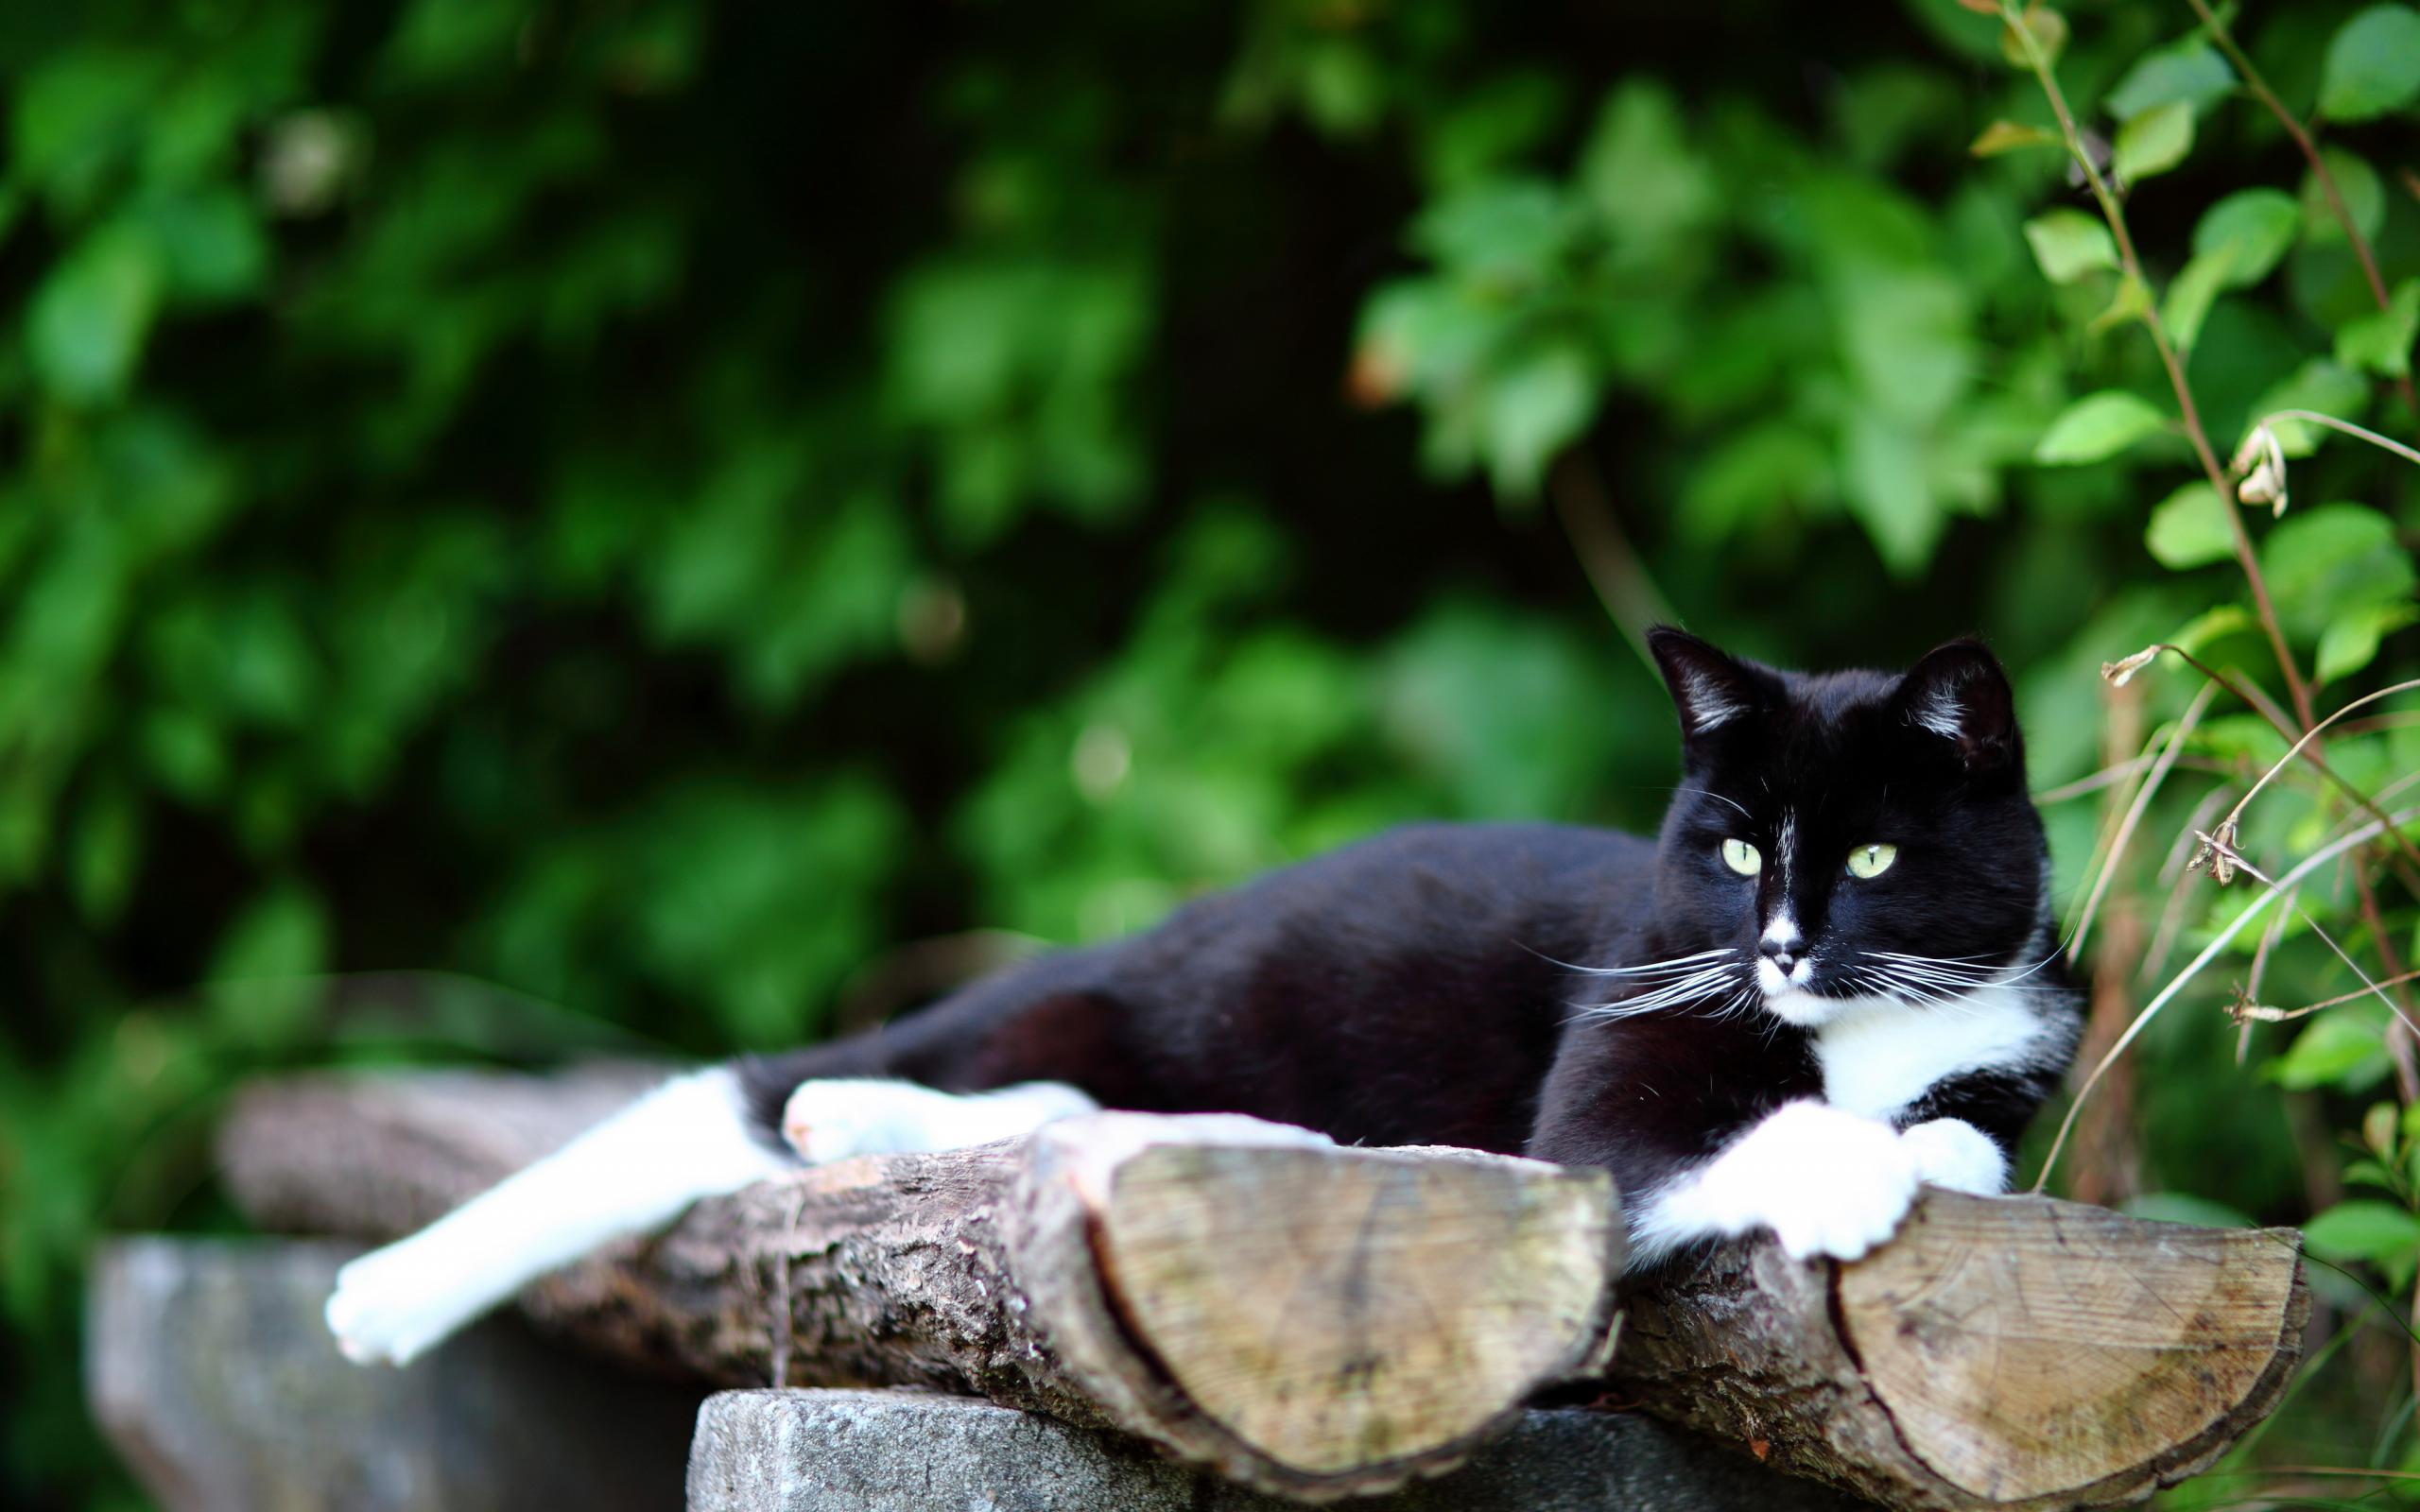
1720, 838, 1762, 876
1846, 843, 1897, 879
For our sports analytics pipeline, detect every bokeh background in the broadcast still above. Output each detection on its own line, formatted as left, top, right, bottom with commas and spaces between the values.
5, 0, 2419, 1505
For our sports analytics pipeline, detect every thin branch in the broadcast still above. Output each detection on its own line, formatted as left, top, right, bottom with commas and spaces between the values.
2234, 967, 2420, 1024
2004, 2, 2315, 728
2184, 0, 2420, 425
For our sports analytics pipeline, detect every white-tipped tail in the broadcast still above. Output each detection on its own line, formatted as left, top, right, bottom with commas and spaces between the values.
325, 1067, 789, 1366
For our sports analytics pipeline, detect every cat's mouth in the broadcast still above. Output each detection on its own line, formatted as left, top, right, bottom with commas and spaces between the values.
1755, 954, 1814, 998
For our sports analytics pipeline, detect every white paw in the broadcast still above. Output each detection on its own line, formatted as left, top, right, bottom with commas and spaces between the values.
325, 1241, 475, 1366
781, 1078, 1098, 1163
1678, 1101, 1920, 1263
1899, 1117, 2009, 1194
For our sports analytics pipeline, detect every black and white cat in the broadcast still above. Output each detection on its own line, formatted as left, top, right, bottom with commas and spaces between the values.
326, 628, 2081, 1366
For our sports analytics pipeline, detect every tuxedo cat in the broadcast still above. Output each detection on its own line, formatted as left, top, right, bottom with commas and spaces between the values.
326, 628, 2081, 1366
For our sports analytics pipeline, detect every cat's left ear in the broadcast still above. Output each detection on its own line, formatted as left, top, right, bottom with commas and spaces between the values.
1892, 640, 2017, 769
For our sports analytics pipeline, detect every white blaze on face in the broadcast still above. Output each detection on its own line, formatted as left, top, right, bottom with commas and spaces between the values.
1758, 808, 1811, 1000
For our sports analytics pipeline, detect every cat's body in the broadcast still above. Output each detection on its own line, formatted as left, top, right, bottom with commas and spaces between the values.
326, 630, 2083, 1367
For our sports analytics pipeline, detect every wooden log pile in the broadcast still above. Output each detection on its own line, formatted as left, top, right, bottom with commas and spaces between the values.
218, 1066, 2309, 1510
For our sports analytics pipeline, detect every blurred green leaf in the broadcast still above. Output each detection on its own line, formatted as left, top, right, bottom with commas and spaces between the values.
2304, 1200, 2420, 1266
26, 224, 162, 404
2107, 40, 2235, 118
2334, 279, 2419, 379
2318, 603, 2419, 685
2319, 5, 2420, 122
2271, 1007, 2391, 1091
2191, 190, 2301, 289
2033, 391, 2169, 463
2112, 101, 2193, 183
2259, 505, 2418, 641
2023, 208, 2118, 284
2145, 483, 2234, 570
2300, 147, 2384, 244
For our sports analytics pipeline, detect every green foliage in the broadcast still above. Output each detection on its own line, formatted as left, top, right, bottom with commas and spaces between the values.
1, 0, 2416, 1505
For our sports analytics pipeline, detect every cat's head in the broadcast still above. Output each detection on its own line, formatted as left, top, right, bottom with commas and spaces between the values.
1643, 627, 2054, 1029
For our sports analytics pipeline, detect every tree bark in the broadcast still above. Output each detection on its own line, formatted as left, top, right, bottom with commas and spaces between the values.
218, 1067, 2307, 1510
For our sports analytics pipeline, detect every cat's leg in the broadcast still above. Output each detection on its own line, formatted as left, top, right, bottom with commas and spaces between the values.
1896, 1118, 2008, 1194
1891, 1064, 2057, 1196
325, 1067, 789, 1366
775, 1077, 1099, 1163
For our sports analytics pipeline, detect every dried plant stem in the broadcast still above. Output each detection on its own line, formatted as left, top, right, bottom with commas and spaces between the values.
2004, 3, 2314, 729
2031, 802, 2420, 1191
2183, 0, 2420, 426
2258, 410, 2420, 469
2122, 645, 2420, 873
2067, 683, 2216, 962
2238, 968, 2420, 1024
2220, 679, 2420, 838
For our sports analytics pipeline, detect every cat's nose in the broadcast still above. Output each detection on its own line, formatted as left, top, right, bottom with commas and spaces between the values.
1758, 936, 1800, 972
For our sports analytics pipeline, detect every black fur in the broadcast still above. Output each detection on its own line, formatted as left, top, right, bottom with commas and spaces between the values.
738, 629, 2082, 1252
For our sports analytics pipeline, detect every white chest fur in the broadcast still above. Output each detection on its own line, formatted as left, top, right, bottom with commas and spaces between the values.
1814, 981, 2053, 1122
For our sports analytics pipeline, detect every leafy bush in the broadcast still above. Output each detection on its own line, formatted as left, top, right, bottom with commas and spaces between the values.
0, 0, 2414, 1504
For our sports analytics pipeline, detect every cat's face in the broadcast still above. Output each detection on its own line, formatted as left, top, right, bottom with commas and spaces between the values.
1646, 629, 2051, 1029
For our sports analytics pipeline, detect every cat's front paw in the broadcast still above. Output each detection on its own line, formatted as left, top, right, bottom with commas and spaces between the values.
325, 1241, 473, 1366
1688, 1101, 1920, 1263
1898, 1117, 2009, 1194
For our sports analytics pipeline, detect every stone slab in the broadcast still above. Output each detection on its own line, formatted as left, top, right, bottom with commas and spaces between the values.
688, 1387, 1868, 1511
90, 1236, 704, 1512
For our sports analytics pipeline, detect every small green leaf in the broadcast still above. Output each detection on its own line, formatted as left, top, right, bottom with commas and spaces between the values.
2113, 101, 2194, 183
2368, 1102, 2401, 1159
1999, 4, 2070, 68
2161, 248, 2235, 350
2106, 40, 2236, 119
2145, 483, 2234, 569
2335, 278, 2420, 379
2304, 1200, 2420, 1265
2317, 602, 2420, 684
2034, 391, 2169, 464
1479, 343, 1598, 500
2190, 189, 2302, 288
2271, 1008, 2390, 1091
2172, 604, 2253, 654
1970, 119, 2058, 156
2319, 5, 2420, 122
2023, 209, 2118, 284
2260, 505, 2418, 640
26, 223, 163, 404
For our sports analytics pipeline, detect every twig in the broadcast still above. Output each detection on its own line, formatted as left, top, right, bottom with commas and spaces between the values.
2005, 2, 2314, 728
2234, 967, 2420, 1024
2184, 0, 2420, 426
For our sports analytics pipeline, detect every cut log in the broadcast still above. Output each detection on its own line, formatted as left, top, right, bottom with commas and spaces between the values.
1610, 1191, 2310, 1512
218, 1067, 1624, 1503
217, 1067, 2308, 1511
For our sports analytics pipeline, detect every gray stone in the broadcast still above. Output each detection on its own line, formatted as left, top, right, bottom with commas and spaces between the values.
90, 1236, 704, 1512
687, 1388, 1870, 1512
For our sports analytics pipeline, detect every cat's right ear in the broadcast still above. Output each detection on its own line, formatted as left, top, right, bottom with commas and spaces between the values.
1647, 627, 1772, 747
